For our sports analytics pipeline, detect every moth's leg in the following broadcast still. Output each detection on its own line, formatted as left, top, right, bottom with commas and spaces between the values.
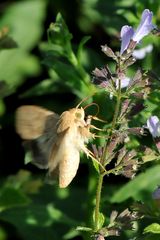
90, 125, 106, 131
83, 146, 107, 174
93, 134, 106, 138
92, 116, 107, 123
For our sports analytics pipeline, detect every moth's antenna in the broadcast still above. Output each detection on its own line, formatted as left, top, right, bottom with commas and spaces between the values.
84, 102, 107, 123
76, 94, 95, 109
84, 102, 99, 116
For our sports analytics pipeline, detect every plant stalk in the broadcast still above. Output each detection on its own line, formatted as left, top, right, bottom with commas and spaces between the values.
93, 76, 122, 233
94, 173, 104, 231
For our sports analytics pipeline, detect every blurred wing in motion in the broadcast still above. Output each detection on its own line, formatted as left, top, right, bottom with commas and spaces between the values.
16, 105, 59, 139
16, 105, 59, 168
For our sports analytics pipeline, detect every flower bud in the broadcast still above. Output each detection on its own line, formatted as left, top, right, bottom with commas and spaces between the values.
101, 45, 117, 59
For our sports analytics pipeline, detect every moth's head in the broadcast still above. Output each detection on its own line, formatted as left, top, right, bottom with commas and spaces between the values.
74, 107, 85, 121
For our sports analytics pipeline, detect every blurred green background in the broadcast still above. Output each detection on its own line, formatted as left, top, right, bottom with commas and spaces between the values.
1, 0, 160, 240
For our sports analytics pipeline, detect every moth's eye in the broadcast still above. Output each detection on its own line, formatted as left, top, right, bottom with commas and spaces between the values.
75, 112, 82, 119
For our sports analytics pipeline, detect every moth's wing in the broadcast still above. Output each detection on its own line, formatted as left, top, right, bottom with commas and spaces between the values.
57, 110, 74, 133
58, 124, 93, 188
59, 146, 80, 188
25, 131, 57, 169
48, 126, 80, 188
16, 105, 60, 169
16, 105, 59, 140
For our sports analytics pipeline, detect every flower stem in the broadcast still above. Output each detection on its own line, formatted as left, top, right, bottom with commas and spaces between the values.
94, 173, 104, 231
102, 78, 122, 165
93, 78, 122, 233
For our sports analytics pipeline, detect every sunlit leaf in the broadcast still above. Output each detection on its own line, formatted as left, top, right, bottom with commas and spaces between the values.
144, 223, 160, 234
0, 1, 46, 50
110, 165, 160, 203
0, 0, 46, 94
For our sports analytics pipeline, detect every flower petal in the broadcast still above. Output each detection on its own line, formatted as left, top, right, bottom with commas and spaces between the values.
132, 9, 154, 42
120, 25, 134, 54
132, 44, 153, 59
116, 77, 130, 89
147, 116, 160, 137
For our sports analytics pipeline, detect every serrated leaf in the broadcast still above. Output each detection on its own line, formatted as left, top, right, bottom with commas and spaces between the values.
142, 147, 159, 163
93, 211, 105, 229
48, 13, 73, 57
144, 223, 160, 234
110, 165, 160, 203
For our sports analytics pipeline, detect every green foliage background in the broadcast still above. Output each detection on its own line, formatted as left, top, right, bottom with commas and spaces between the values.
1, 0, 160, 239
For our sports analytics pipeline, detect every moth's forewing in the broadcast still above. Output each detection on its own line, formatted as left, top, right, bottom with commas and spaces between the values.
16, 105, 58, 140
48, 126, 81, 188
56, 110, 74, 133
16, 105, 60, 169
59, 147, 80, 188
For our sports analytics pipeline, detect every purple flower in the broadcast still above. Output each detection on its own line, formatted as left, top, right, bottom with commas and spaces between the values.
132, 44, 153, 59
147, 116, 160, 138
132, 9, 154, 43
120, 9, 154, 54
116, 76, 130, 89
120, 25, 134, 54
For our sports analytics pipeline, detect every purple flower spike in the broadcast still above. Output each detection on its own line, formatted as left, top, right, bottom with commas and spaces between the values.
120, 25, 134, 54
132, 9, 154, 43
147, 116, 160, 138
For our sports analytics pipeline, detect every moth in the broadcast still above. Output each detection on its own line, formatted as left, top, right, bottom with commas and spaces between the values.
15, 103, 98, 188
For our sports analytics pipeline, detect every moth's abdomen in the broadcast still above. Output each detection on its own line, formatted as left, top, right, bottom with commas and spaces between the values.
59, 148, 80, 188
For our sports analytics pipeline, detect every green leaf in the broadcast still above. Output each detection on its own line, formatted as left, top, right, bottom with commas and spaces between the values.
0, 0, 46, 94
0, 0, 46, 50
142, 148, 159, 163
76, 226, 92, 232
63, 228, 81, 239
0, 49, 40, 91
0, 35, 17, 50
93, 211, 105, 229
0, 226, 7, 240
77, 36, 91, 64
92, 159, 100, 174
47, 13, 73, 57
144, 223, 160, 234
42, 58, 93, 98
24, 151, 33, 165
110, 165, 160, 203
0, 187, 30, 211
